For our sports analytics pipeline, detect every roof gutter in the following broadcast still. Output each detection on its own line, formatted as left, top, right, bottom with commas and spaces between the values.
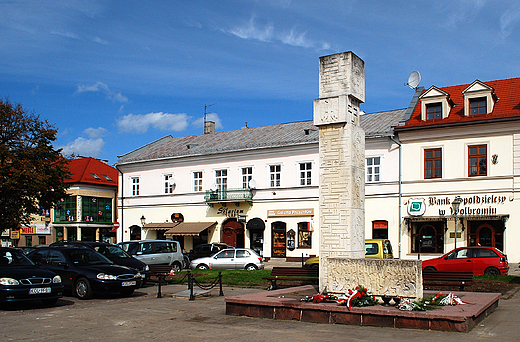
389, 134, 402, 259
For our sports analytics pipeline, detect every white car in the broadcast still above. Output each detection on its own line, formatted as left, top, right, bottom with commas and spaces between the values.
190, 248, 264, 271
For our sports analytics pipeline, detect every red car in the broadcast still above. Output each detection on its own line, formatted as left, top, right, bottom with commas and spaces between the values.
422, 246, 509, 275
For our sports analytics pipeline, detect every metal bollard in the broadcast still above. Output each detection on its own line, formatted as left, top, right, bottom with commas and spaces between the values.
188, 271, 194, 301
157, 275, 163, 298
219, 271, 223, 296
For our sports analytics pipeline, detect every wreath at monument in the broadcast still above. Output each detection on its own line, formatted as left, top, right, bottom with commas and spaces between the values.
301, 287, 474, 312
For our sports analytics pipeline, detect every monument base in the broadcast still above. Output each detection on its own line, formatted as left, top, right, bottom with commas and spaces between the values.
225, 285, 501, 333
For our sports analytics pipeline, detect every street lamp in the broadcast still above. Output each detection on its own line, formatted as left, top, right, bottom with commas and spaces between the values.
140, 215, 146, 227
452, 196, 462, 248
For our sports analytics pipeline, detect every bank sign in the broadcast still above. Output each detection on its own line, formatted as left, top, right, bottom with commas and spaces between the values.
407, 194, 510, 217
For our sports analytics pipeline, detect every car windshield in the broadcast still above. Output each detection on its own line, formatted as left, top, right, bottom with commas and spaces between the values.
94, 245, 130, 258
0, 249, 35, 267
64, 249, 113, 265
119, 243, 138, 255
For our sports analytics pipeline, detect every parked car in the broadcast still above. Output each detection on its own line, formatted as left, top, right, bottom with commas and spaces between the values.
422, 246, 509, 275
118, 240, 184, 272
190, 248, 264, 270
186, 243, 234, 261
304, 239, 394, 268
50, 241, 149, 279
0, 247, 64, 306
28, 247, 142, 299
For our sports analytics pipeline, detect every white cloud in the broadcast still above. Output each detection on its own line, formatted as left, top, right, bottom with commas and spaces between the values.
500, 3, 520, 40
228, 16, 274, 42
50, 30, 80, 39
225, 16, 330, 50
61, 137, 105, 158
83, 127, 107, 138
116, 112, 190, 134
92, 36, 108, 45
75, 82, 128, 103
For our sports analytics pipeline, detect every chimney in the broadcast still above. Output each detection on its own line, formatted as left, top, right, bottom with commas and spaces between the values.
204, 121, 215, 134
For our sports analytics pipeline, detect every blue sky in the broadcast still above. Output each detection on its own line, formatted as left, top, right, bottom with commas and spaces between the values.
2, 0, 520, 164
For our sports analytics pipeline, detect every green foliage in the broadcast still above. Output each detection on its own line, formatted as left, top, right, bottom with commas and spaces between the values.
474, 275, 520, 283
0, 98, 70, 230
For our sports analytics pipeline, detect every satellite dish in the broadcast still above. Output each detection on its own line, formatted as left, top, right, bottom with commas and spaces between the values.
405, 71, 421, 89
168, 177, 176, 186
210, 183, 218, 191
248, 179, 257, 189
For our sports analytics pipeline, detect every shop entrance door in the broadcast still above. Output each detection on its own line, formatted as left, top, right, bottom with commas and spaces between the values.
272, 221, 286, 258
221, 220, 244, 248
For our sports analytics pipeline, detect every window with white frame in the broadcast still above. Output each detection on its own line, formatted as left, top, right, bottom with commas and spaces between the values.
242, 167, 252, 188
366, 157, 380, 182
193, 171, 203, 192
270, 165, 281, 187
164, 174, 174, 193
131, 177, 140, 196
215, 169, 227, 191
299, 162, 312, 185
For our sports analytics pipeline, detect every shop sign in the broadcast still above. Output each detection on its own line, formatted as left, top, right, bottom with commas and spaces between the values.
10, 230, 20, 239
267, 208, 314, 217
1, 229, 9, 237
216, 206, 245, 218
21, 226, 36, 234
407, 199, 426, 216
35, 223, 50, 234
428, 194, 509, 216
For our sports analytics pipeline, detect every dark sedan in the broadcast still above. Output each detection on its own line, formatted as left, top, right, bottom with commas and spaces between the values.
28, 247, 142, 299
50, 241, 150, 281
0, 247, 64, 306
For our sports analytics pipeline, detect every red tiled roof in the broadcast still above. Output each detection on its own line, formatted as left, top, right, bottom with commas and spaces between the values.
65, 157, 118, 187
396, 77, 520, 130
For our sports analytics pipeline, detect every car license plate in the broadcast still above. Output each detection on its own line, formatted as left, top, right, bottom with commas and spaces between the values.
121, 281, 136, 287
29, 287, 51, 294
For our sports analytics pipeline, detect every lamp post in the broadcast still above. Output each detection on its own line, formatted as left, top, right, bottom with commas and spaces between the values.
452, 196, 462, 248
140, 215, 146, 227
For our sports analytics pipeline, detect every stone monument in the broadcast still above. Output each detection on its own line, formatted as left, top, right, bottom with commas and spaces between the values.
314, 52, 422, 298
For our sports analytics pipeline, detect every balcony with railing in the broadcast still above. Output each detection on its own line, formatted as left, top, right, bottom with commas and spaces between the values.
204, 188, 253, 205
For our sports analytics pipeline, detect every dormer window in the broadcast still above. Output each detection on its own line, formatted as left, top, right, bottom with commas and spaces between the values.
426, 103, 442, 120
469, 97, 487, 115
462, 80, 496, 116
419, 86, 453, 121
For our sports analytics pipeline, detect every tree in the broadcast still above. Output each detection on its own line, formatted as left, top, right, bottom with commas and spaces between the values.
0, 98, 70, 231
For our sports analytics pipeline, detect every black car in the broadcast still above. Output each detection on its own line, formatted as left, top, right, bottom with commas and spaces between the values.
50, 241, 149, 280
186, 243, 234, 261
28, 247, 142, 299
0, 247, 64, 306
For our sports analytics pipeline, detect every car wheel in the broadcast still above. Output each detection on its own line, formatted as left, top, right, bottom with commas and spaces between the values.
424, 266, 437, 271
120, 289, 135, 297
245, 264, 258, 271
197, 264, 209, 270
75, 277, 93, 300
484, 267, 500, 276
310, 264, 319, 269
171, 262, 181, 272
41, 298, 58, 307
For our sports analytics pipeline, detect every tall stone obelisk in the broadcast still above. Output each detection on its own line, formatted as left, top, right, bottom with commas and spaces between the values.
313, 52, 366, 291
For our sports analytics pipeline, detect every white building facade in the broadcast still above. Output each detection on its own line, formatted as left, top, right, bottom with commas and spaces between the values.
116, 110, 404, 261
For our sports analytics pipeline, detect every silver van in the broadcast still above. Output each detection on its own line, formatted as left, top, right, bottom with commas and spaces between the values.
118, 240, 184, 272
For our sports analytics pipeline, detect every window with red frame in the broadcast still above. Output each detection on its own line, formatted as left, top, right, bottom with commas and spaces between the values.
424, 148, 442, 178
469, 145, 487, 176
426, 103, 442, 120
470, 97, 487, 115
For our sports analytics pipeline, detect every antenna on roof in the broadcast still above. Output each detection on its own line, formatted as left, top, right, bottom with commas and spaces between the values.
204, 103, 217, 134
405, 71, 421, 89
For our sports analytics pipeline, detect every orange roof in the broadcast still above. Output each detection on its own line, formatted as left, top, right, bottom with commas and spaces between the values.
396, 77, 520, 130
65, 157, 118, 187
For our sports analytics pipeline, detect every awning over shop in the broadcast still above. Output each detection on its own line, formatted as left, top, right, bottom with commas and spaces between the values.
142, 222, 176, 230
164, 222, 217, 236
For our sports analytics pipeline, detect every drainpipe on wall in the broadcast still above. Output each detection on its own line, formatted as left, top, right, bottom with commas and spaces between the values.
389, 135, 402, 259
115, 164, 123, 243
